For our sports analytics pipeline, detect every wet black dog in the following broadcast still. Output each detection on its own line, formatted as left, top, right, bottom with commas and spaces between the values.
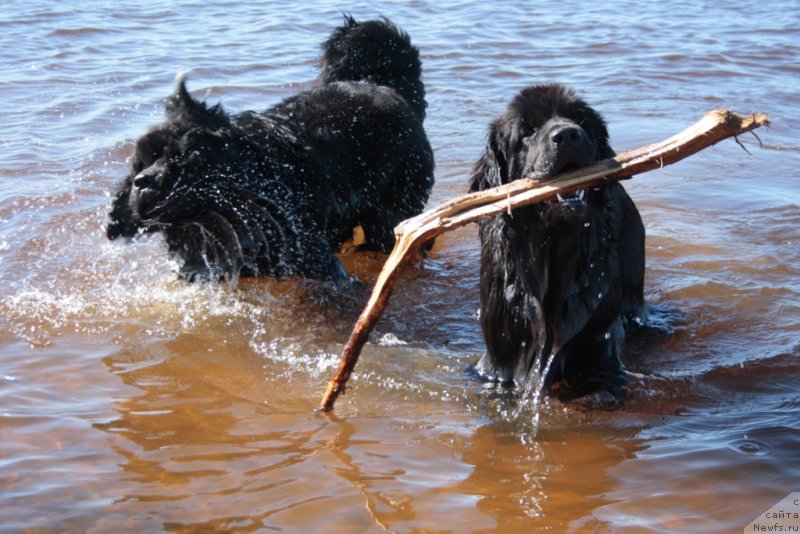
469, 84, 645, 402
107, 17, 434, 282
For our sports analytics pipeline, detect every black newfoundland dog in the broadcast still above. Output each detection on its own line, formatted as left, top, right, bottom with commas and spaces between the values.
469, 84, 645, 402
107, 17, 434, 282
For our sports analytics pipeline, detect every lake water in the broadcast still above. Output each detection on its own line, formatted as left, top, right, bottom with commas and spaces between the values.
1, 1, 798, 532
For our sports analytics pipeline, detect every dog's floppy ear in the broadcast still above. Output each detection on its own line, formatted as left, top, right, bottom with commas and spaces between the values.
573, 101, 614, 161
165, 75, 230, 130
577, 104, 629, 178
469, 120, 515, 192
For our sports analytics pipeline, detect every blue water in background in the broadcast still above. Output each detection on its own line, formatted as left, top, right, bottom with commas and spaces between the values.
1, 1, 798, 532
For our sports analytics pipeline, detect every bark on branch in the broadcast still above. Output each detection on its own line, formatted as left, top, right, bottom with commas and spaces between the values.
317, 109, 769, 412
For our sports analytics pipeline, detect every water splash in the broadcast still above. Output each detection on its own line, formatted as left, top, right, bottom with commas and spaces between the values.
511, 351, 559, 427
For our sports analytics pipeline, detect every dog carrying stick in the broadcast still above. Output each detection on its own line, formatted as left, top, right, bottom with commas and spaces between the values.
318, 109, 769, 412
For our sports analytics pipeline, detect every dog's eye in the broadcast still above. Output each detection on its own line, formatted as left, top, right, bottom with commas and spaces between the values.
187, 150, 203, 164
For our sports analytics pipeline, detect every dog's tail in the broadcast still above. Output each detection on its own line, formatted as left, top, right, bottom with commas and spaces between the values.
319, 15, 426, 119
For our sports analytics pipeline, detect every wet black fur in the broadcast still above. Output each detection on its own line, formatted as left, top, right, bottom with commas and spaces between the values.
106, 16, 434, 282
468, 84, 645, 400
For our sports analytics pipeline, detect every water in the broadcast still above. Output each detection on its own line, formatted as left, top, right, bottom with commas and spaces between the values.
1, 1, 798, 531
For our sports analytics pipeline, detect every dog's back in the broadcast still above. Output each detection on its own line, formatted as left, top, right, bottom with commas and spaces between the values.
318, 16, 426, 119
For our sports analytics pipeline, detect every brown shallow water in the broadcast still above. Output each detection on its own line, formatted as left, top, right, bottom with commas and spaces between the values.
1, 1, 799, 532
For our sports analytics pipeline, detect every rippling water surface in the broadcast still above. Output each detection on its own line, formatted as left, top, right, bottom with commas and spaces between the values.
1, 1, 798, 532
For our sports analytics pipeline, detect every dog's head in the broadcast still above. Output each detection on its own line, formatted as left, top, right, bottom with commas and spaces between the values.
469, 84, 613, 197
105, 78, 337, 282
107, 77, 235, 239
105, 80, 257, 281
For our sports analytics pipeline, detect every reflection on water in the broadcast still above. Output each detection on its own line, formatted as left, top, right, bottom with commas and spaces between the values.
1, 0, 799, 532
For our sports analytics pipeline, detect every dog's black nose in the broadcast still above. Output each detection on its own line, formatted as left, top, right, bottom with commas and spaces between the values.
133, 171, 156, 190
550, 124, 583, 146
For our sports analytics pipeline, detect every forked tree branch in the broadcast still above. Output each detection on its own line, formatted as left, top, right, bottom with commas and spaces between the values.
318, 109, 769, 412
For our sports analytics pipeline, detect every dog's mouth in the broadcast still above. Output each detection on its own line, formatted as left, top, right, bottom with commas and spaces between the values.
543, 186, 591, 222
130, 186, 166, 223
525, 163, 589, 206
554, 189, 586, 203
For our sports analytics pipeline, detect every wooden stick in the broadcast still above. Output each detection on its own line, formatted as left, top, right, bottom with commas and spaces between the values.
317, 109, 769, 412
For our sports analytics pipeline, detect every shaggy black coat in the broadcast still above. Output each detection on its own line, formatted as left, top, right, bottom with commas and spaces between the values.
107, 17, 434, 282
469, 84, 645, 398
